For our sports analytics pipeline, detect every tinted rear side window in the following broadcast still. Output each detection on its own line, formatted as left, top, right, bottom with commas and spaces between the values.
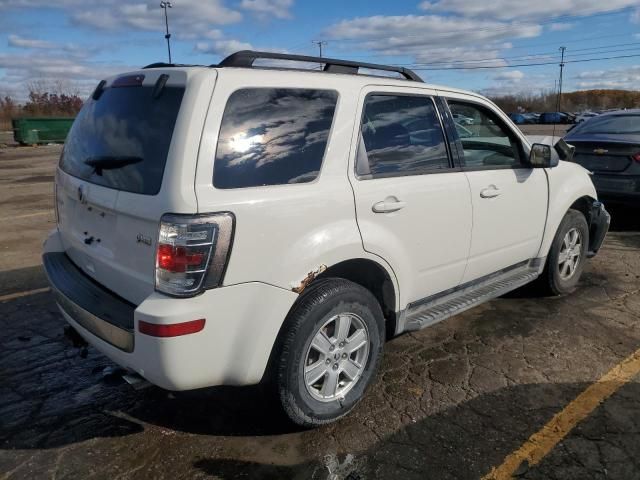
60, 84, 184, 195
213, 88, 338, 189
357, 94, 449, 179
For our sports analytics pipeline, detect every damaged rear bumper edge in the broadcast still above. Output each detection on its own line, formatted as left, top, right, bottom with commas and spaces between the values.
587, 201, 611, 258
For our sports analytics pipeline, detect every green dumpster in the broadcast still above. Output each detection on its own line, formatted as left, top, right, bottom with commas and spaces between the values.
12, 117, 75, 145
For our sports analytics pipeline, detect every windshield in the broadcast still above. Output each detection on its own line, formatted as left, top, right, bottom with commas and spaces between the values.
60, 84, 185, 195
573, 114, 640, 135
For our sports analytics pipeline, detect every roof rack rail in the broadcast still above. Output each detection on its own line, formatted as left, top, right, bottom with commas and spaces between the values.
216, 50, 423, 82
142, 62, 201, 69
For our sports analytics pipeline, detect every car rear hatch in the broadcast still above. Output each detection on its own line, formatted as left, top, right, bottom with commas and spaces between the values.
55, 68, 214, 305
569, 139, 639, 173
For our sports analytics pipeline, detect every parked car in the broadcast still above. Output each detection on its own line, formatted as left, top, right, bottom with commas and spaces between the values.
525, 113, 541, 124
565, 109, 640, 205
576, 112, 598, 124
539, 112, 572, 124
508, 113, 527, 124
43, 50, 610, 427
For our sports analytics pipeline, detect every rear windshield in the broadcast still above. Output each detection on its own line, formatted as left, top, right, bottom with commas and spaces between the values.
573, 114, 640, 135
60, 84, 185, 195
213, 88, 338, 189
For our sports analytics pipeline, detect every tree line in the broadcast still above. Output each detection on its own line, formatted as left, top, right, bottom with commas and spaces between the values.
0, 80, 84, 131
488, 89, 640, 114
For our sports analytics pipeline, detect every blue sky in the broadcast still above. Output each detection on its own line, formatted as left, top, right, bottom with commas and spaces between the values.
0, 0, 639, 100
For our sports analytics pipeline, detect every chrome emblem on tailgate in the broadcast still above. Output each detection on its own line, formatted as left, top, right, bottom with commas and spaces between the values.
593, 148, 608, 155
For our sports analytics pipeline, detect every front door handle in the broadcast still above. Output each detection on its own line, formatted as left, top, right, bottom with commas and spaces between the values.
480, 185, 502, 198
372, 196, 406, 213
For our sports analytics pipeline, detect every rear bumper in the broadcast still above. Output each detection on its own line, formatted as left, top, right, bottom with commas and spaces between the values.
43, 229, 298, 390
587, 201, 610, 258
592, 174, 640, 203
44, 252, 135, 352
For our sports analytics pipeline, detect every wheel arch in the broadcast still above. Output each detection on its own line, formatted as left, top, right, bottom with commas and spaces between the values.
538, 162, 598, 258
569, 196, 594, 221
315, 258, 398, 339
260, 257, 399, 384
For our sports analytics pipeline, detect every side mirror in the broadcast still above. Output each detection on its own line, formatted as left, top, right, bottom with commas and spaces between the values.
529, 143, 552, 168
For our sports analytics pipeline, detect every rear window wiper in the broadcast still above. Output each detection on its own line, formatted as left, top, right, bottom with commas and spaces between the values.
84, 156, 143, 176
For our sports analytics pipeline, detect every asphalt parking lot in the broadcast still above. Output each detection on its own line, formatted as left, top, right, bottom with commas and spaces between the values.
1, 142, 639, 479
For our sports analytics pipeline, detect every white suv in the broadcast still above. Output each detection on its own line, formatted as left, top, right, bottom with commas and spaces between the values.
43, 51, 610, 426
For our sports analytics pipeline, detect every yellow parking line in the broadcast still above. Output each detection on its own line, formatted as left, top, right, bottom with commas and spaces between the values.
0, 287, 50, 303
483, 348, 640, 479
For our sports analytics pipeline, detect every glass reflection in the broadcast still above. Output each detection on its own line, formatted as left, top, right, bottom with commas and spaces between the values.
358, 95, 449, 178
214, 88, 338, 189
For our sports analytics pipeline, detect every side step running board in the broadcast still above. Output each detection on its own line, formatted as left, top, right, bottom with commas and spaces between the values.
403, 264, 540, 332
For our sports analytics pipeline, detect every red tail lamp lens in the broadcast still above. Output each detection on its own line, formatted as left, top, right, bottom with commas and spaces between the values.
138, 319, 206, 337
157, 244, 205, 273
632, 152, 640, 163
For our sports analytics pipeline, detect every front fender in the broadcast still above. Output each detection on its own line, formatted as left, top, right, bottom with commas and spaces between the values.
538, 161, 597, 257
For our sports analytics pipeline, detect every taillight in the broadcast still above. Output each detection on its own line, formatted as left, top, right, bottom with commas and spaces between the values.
155, 213, 234, 297
632, 152, 640, 163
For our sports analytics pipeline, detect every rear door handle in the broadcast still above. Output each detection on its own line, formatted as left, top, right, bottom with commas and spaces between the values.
480, 185, 502, 198
372, 196, 406, 213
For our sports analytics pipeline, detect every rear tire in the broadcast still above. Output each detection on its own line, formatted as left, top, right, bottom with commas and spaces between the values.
275, 279, 385, 427
540, 209, 589, 295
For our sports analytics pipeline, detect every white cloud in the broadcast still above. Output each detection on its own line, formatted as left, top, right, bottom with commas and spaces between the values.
481, 72, 555, 97
573, 65, 640, 89
0, 52, 131, 100
548, 22, 574, 31
325, 15, 540, 66
7, 34, 98, 58
195, 39, 254, 56
69, 1, 242, 34
482, 70, 528, 95
8, 34, 55, 49
493, 70, 525, 82
240, 0, 294, 19
0, 0, 263, 79
0, 0, 243, 35
419, 0, 639, 21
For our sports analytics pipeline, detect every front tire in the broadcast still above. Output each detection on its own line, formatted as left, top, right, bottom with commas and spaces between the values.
275, 279, 385, 427
540, 209, 589, 295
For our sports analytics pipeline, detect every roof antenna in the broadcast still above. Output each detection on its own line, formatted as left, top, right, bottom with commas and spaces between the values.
160, 1, 173, 64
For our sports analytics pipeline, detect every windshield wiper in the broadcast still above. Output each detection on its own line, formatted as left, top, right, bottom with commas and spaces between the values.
84, 156, 143, 176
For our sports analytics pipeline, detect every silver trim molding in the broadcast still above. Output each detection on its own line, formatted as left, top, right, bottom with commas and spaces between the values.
51, 287, 135, 353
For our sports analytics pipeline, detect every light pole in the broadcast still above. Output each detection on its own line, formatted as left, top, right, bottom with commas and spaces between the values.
160, 1, 173, 64
556, 46, 566, 112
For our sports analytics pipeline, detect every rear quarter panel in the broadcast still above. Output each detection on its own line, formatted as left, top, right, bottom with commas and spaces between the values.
194, 70, 400, 305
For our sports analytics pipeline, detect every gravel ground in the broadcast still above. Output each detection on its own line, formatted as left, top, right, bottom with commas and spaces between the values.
0, 144, 639, 479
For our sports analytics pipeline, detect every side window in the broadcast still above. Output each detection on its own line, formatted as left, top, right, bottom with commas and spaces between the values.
214, 88, 338, 189
447, 100, 524, 168
357, 94, 450, 179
